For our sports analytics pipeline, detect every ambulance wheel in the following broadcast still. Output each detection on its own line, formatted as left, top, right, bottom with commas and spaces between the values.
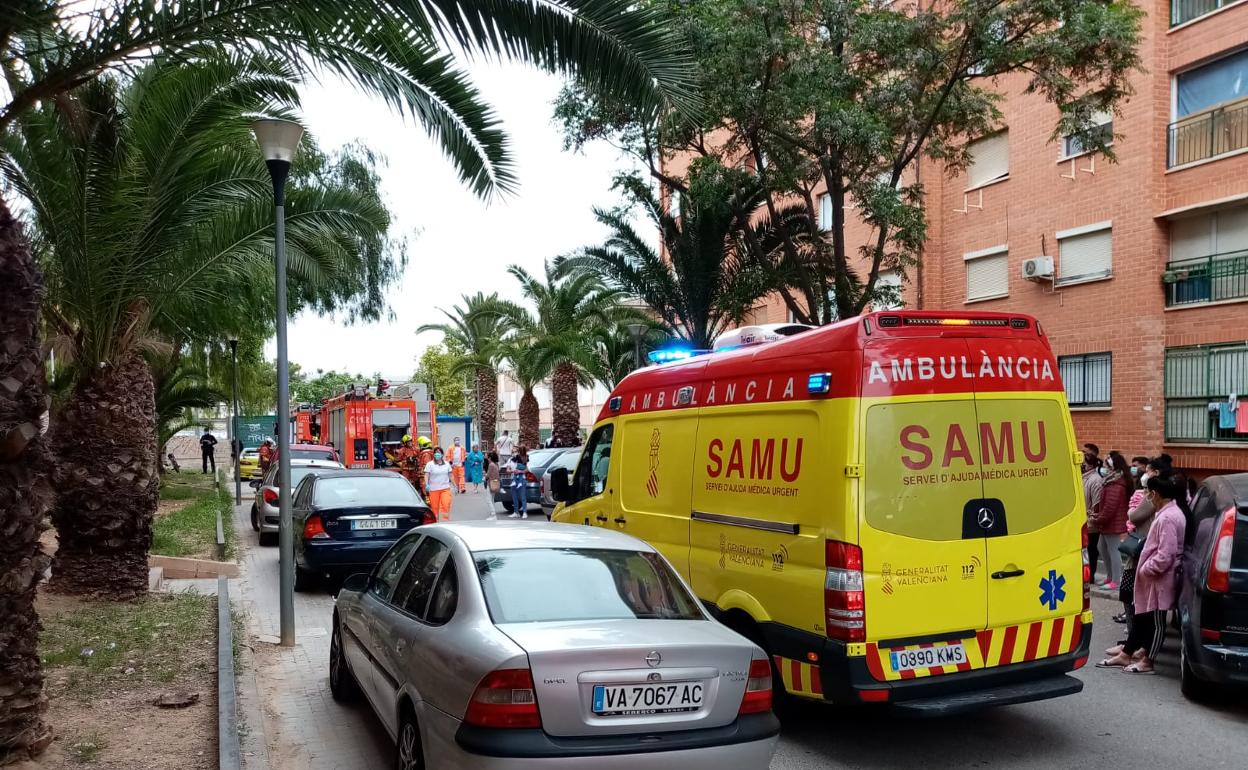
721, 611, 798, 717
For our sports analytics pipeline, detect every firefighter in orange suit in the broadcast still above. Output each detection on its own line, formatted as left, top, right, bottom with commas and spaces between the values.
448, 436, 468, 493
395, 435, 422, 489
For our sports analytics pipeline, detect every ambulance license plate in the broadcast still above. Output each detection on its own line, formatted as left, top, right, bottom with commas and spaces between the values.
351, 519, 397, 530
889, 643, 967, 672
592, 682, 703, 716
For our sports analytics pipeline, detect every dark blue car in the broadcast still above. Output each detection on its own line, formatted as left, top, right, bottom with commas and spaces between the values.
292, 469, 434, 591
1180, 472, 1248, 699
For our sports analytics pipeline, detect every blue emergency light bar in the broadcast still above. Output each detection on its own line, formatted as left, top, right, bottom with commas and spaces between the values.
807, 372, 832, 394
647, 348, 709, 364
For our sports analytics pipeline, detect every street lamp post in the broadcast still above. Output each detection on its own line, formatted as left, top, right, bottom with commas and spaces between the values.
462, 383, 473, 444
253, 118, 303, 648
626, 323, 647, 370
229, 335, 241, 506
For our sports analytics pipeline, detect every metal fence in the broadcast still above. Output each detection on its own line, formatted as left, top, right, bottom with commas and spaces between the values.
1171, 0, 1232, 26
1168, 100, 1248, 167
1164, 343, 1248, 443
1164, 249, 1248, 306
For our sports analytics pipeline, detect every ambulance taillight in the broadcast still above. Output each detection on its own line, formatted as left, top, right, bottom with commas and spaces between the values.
1081, 524, 1091, 612
825, 541, 866, 643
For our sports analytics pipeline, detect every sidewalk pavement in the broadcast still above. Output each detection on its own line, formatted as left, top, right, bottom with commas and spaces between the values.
231, 486, 500, 770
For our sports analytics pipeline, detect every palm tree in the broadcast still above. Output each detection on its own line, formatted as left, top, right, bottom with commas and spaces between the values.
2, 53, 396, 599
1, 1, 696, 196
588, 322, 664, 390
0, 200, 54, 762
497, 337, 550, 450
503, 260, 636, 447
152, 357, 229, 461
568, 170, 774, 349
417, 293, 507, 449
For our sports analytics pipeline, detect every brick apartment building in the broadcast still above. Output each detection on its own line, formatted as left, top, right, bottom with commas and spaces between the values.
738, 0, 1248, 475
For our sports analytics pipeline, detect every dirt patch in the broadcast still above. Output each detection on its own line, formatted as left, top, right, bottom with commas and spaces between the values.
33, 591, 217, 770
157, 498, 194, 518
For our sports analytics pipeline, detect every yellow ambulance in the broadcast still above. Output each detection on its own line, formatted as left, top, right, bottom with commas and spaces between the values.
551, 311, 1094, 713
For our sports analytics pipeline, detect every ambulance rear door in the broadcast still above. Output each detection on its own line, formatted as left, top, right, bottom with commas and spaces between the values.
859, 337, 989, 642
970, 337, 1084, 645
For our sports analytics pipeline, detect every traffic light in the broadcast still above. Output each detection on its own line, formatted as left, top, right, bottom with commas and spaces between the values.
376, 377, 390, 396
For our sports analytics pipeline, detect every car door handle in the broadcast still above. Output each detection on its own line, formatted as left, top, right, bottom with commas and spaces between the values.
595, 514, 608, 523
613, 516, 626, 525
991, 569, 1025, 580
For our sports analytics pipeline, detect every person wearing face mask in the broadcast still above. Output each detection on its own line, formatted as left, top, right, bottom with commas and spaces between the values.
448, 436, 468, 493
424, 447, 453, 521
1083, 453, 1105, 584
1094, 451, 1131, 590
1130, 456, 1149, 488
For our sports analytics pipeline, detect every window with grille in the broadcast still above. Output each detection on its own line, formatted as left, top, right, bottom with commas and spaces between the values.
1164, 343, 1248, 443
1057, 223, 1113, 285
965, 246, 1009, 301
1058, 353, 1112, 407
966, 131, 1009, 189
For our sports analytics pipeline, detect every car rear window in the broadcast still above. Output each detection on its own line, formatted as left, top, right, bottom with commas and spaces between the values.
313, 476, 422, 507
474, 548, 704, 623
291, 449, 336, 462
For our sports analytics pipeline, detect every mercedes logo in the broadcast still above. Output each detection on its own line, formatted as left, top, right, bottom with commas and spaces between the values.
977, 507, 995, 530
645, 651, 662, 668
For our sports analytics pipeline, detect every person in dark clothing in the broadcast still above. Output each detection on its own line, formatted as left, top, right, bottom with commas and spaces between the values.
200, 430, 218, 474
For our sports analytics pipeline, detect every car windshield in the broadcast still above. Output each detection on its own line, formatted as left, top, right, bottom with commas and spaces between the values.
291, 448, 336, 462
474, 548, 704, 623
313, 476, 422, 507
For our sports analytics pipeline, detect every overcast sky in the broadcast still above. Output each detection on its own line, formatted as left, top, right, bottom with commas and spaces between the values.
265, 63, 633, 380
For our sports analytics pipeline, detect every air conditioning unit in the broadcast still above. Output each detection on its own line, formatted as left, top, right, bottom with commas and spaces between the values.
1022, 256, 1055, 282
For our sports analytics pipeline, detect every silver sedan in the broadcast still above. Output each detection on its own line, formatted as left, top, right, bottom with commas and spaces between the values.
331, 521, 779, 770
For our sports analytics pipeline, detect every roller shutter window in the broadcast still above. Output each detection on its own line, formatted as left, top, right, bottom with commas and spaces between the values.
967, 131, 1009, 189
965, 248, 1009, 301
1058, 226, 1112, 284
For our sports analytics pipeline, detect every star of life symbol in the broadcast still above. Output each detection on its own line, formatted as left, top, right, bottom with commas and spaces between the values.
1038, 569, 1066, 611
645, 428, 661, 498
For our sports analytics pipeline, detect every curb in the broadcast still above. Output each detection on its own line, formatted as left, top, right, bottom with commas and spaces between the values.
218, 576, 241, 770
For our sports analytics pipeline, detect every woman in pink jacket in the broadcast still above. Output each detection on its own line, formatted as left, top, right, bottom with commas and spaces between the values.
1097, 473, 1188, 674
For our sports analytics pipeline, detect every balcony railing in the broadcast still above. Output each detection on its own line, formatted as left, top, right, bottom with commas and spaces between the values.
1164, 250, 1248, 306
1168, 100, 1248, 167
1171, 0, 1235, 26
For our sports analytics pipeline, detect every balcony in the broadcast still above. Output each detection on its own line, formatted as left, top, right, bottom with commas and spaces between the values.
1164, 250, 1248, 306
1171, 0, 1238, 26
1168, 99, 1248, 167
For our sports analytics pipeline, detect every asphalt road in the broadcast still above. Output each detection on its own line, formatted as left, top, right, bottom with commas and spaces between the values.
241, 488, 1247, 769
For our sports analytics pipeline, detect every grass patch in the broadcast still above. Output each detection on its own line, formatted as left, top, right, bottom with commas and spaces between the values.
159, 469, 217, 502
67, 732, 107, 763
40, 593, 216, 701
152, 488, 235, 560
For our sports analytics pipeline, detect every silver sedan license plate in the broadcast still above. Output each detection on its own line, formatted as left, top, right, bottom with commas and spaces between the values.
592, 682, 703, 716
351, 519, 397, 530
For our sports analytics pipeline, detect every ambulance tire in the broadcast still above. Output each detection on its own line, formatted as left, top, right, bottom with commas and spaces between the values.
721, 612, 798, 718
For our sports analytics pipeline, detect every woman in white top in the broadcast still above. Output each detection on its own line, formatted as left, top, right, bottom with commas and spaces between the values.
424, 447, 453, 521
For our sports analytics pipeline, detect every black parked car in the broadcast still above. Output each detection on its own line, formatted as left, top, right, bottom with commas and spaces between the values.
1179, 472, 1248, 699
292, 469, 434, 591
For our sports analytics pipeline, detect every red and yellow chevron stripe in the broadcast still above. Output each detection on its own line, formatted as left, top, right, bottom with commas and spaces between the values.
773, 656, 824, 699
863, 613, 1087, 682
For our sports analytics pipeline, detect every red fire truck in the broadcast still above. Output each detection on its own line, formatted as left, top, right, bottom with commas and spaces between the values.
290, 404, 320, 443
320, 383, 438, 470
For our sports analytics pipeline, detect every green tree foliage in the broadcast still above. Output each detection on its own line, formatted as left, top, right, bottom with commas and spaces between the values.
417, 292, 509, 445
414, 341, 469, 416
570, 169, 773, 349
291, 368, 369, 407
557, 0, 1144, 322
151, 356, 228, 455
2, 0, 697, 198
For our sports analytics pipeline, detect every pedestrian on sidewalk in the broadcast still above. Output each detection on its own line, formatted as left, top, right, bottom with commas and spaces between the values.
424, 447, 453, 521
1095, 451, 1132, 590
466, 443, 484, 492
1083, 452, 1105, 581
1098, 472, 1188, 674
448, 436, 468, 493
200, 428, 218, 474
259, 438, 275, 474
507, 446, 529, 519
495, 429, 514, 465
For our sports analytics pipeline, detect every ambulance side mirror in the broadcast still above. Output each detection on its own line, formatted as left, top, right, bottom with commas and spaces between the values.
550, 468, 570, 502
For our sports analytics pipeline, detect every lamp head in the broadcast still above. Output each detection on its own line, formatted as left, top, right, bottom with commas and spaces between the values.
626, 322, 647, 338
251, 119, 303, 163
